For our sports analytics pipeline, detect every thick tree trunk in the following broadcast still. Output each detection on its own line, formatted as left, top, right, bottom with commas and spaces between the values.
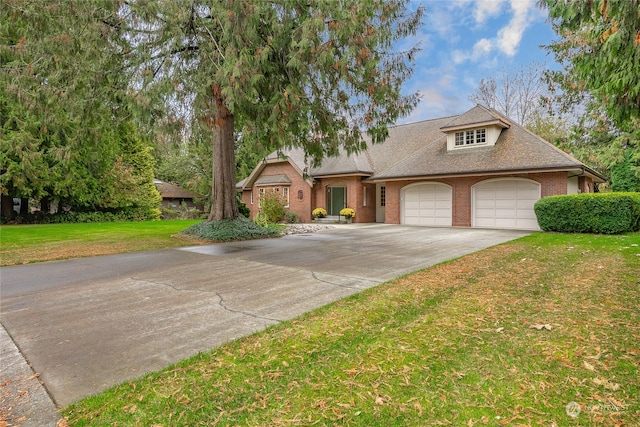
207, 83, 239, 222
1, 195, 15, 221
20, 198, 29, 216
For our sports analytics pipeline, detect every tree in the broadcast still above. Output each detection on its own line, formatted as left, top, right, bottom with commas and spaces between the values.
540, 0, 640, 182
469, 62, 548, 125
541, 0, 640, 127
0, 1, 161, 220
122, 1, 424, 221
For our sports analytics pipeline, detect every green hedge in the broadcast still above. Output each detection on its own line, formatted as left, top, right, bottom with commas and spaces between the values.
8, 207, 161, 224
534, 192, 640, 234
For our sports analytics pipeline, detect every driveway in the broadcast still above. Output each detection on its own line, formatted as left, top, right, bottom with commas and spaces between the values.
0, 224, 529, 409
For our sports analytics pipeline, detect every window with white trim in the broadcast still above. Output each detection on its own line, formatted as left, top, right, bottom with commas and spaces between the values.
455, 128, 487, 147
380, 185, 386, 207
282, 187, 289, 207
363, 186, 367, 207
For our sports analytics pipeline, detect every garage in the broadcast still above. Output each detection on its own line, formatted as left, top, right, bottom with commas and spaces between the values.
402, 183, 452, 226
473, 178, 541, 230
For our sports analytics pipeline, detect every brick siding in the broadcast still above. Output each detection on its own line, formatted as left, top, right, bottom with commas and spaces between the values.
384, 172, 571, 226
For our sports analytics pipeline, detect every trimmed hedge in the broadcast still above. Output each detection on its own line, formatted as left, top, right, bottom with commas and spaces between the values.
534, 192, 640, 234
6, 207, 161, 224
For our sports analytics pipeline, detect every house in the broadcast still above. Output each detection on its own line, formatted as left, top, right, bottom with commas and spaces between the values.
154, 179, 201, 210
238, 105, 604, 230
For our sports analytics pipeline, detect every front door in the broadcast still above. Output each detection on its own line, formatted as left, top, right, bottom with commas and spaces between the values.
327, 186, 346, 216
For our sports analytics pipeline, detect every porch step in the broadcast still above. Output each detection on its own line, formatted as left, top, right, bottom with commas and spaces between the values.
313, 216, 349, 224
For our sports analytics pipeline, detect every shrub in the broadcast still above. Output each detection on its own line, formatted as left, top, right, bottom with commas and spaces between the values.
534, 192, 640, 234
182, 217, 283, 242
11, 206, 160, 224
258, 191, 286, 223
284, 211, 300, 224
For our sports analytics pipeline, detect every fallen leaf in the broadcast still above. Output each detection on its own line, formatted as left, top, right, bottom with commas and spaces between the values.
530, 324, 552, 331
583, 361, 596, 371
593, 377, 620, 391
496, 327, 505, 333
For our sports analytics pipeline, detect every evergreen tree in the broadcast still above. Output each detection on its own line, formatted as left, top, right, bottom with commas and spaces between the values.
0, 0, 160, 220
540, 0, 640, 182
121, 0, 424, 221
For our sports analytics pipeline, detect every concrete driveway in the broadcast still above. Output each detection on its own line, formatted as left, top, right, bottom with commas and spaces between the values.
0, 224, 529, 409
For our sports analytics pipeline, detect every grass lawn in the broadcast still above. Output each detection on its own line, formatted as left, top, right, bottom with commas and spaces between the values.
63, 231, 640, 426
0, 220, 202, 266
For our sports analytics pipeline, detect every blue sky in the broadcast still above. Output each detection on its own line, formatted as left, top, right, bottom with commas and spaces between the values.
399, 0, 557, 124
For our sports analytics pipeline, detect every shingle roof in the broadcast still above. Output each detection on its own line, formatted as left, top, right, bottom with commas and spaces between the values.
255, 174, 292, 185
154, 180, 198, 199
372, 109, 589, 180
244, 105, 603, 185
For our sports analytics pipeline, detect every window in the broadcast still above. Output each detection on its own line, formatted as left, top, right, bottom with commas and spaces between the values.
380, 185, 386, 207
363, 186, 367, 207
282, 187, 289, 207
455, 128, 487, 147
466, 130, 475, 145
455, 132, 464, 146
298, 190, 304, 200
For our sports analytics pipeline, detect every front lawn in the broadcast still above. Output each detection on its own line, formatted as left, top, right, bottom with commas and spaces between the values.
63, 232, 640, 426
0, 220, 201, 266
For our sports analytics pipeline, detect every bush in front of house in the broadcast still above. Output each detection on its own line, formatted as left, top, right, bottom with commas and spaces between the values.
284, 211, 300, 223
258, 191, 287, 223
534, 192, 640, 234
182, 216, 283, 242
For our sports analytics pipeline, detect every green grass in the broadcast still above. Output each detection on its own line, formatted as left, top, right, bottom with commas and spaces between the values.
0, 220, 201, 266
63, 231, 640, 426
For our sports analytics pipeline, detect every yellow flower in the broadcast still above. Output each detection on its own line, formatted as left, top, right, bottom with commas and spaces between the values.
339, 208, 355, 218
312, 208, 327, 218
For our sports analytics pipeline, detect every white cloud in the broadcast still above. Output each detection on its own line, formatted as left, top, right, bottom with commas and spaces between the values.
473, 38, 494, 58
474, 0, 504, 24
496, 0, 535, 56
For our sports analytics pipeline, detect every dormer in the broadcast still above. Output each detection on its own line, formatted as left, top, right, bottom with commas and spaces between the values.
440, 105, 510, 151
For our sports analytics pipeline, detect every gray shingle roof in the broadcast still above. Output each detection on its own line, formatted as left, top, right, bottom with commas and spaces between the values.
255, 174, 292, 185
372, 111, 587, 180
246, 105, 603, 184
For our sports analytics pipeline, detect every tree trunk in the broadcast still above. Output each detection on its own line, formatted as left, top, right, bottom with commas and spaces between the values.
20, 198, 29, 216
207, 83, 239, 222
1, 195, 15, 221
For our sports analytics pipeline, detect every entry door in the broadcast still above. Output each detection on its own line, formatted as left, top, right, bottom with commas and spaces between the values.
328, 187, 346, 216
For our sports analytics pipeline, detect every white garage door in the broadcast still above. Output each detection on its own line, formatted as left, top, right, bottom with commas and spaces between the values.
473, 179, 541, 230
402, 183, 452, 226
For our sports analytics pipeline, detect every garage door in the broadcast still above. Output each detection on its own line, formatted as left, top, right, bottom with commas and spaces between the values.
473, 179, 541, 230
402, 183, 452, 226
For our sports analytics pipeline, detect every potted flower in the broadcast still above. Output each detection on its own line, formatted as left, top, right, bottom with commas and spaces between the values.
312, 207, 327, 219
339, 207, 356, 223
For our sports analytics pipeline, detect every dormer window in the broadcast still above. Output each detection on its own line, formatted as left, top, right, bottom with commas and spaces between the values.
455, 129, 486, 147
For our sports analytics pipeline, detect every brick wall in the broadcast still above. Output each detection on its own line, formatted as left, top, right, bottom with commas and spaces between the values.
384, 172, 569, 226
311, 176, 376, 223
241, 161, 314, 222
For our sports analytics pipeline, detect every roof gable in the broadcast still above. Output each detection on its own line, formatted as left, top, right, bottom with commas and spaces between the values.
440, 104, 510, 132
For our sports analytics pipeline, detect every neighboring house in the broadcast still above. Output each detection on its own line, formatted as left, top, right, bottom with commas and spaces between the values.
238, 105, 604, 230
154, 179, 201, 210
